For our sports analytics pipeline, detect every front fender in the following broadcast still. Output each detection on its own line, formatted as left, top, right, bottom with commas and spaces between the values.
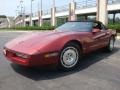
39, 35, 84, 54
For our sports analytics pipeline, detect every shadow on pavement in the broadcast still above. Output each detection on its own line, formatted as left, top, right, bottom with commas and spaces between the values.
11, 47, 120, 81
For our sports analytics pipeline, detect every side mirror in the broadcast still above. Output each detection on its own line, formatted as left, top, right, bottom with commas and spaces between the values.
92, 29, 101, 34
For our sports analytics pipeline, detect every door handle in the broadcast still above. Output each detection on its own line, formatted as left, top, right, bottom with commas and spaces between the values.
106, 32, 110, 35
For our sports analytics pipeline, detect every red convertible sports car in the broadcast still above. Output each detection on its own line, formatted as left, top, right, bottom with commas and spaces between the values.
3, 21, 117, 70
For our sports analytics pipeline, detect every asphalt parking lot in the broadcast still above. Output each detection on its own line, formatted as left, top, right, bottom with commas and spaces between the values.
0, 31, 120, 90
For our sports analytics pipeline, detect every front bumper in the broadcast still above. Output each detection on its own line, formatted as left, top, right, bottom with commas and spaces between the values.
3, 49, 30, 66
3, 49, 59, 67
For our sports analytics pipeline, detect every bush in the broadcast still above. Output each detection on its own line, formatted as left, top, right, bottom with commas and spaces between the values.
107, 23, 120, 33
13, 25, 55, 30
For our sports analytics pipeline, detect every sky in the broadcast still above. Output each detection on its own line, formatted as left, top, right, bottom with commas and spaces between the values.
1, 0, 119, 17
0, 0, 79, 16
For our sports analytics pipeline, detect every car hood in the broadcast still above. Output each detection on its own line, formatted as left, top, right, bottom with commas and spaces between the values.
5, 31, 69, 54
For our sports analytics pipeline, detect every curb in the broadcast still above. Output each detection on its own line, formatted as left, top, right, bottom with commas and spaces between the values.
0, 31, 33, 33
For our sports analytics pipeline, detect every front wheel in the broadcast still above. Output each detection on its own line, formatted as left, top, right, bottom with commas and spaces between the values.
58, 43, 82, 71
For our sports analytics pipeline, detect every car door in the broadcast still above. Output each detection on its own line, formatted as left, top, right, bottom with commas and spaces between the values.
98, 23, 110, 47
89, 22, 108, 51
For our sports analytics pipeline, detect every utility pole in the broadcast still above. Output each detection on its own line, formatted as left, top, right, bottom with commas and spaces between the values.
51, 0, 56, 26
20, 0, 23, 26
69, 0, 76, 21
38, 0, 43, 26
30, 0, 34, 26
96, 0, 99, 21
96, 0, 108, 25
16, 7, 19, 16
23, 4, 26, 27
20, 0, 23, 15
16, 5, 20, 26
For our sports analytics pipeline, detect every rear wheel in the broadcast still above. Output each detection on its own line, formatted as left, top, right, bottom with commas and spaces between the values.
105, 36, 115, 52
58, 43, 82, 71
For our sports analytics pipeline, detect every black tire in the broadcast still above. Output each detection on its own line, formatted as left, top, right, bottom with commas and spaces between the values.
58, 42, 82, 71
104, 36, 115, 52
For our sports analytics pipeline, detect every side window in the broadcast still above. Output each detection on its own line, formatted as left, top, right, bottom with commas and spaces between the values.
93, 22, 102, 30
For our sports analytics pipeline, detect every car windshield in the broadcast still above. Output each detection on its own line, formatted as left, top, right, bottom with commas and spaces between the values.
56, 22, 93, 32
